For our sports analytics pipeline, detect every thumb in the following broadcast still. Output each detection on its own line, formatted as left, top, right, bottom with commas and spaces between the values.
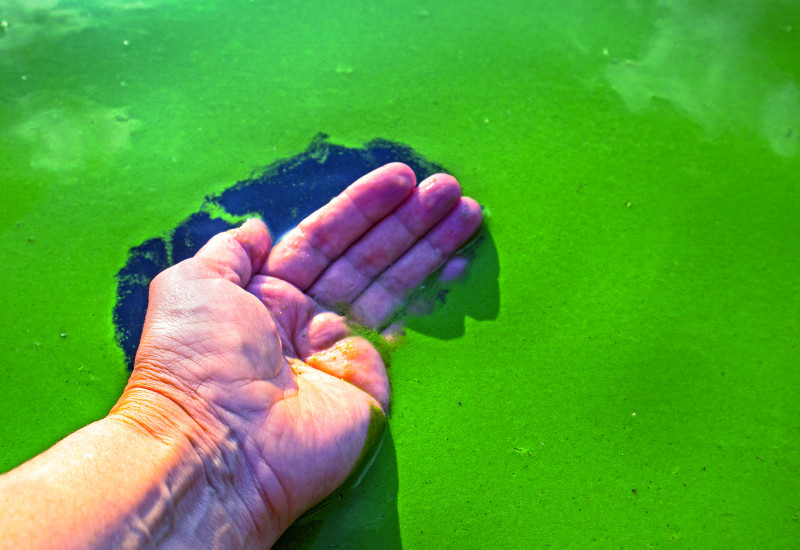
191, 218, 273, 287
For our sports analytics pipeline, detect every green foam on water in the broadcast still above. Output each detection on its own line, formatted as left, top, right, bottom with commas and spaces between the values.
1, 1, 799, 548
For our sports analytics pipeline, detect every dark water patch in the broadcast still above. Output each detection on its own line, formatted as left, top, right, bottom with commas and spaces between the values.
113, 133, 472, 369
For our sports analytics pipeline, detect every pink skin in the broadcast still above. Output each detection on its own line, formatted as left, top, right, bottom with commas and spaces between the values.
307, 172, 463, 306
121, 163, 482, 538
439, 256, 471, 282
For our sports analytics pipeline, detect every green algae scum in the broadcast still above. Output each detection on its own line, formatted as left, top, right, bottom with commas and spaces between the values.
1, 1, 799, 548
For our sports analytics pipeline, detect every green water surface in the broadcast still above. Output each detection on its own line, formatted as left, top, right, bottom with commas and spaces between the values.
1, 0, 798, 547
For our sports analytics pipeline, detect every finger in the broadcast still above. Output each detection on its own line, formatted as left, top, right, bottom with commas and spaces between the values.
263, 163, 417, 290
247, 275, 351, 360
192, 218, 272, 287
308, 173, 462, 307
248, 276, 389, 410
304, 337, 390, 411
350, 197, 483, 328
438, 256, 470, 282
381, 324, 405, 346
406, 296, 435, 317
246, 274, 313, 359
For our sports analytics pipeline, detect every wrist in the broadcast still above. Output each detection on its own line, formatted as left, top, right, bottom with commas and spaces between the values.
109, 386, 280, 549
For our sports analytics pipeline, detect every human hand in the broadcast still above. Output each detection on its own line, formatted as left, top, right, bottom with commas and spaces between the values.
113, 163, 482, 545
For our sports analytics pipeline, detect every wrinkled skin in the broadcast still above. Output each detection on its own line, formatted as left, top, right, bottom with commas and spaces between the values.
115, 163, 483, 535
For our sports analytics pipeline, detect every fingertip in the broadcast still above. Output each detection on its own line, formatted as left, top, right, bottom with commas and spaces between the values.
229, 217, 273, 271
406, 296, 435, 316
418, 174, 463, 213
193, 218, 273, 286
241, 216, 270, 235
363, 162, 416, 198
458, 197, 484, 235
421, 173, 461, 194
381, 323, 406, 344
381, 162, 417, 190
460, 196, 483, 216
346, 163, 417, 223
439, 256, 470, 282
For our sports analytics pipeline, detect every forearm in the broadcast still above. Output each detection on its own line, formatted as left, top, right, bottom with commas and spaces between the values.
0, 389, 278, 549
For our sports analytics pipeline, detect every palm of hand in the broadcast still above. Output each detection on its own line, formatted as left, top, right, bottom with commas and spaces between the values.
125, 164, 482, 531
137, 269, 384, 526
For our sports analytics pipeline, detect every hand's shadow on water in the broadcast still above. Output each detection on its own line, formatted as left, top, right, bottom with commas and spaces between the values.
398, 228, 499, 339
273, 426, 402, 549
113, 133, 499, 549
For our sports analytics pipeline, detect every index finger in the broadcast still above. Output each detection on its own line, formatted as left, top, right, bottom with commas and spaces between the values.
262, 163, 416, 290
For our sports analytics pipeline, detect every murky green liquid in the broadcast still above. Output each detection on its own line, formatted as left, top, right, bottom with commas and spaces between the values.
1, 1, 798, 547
